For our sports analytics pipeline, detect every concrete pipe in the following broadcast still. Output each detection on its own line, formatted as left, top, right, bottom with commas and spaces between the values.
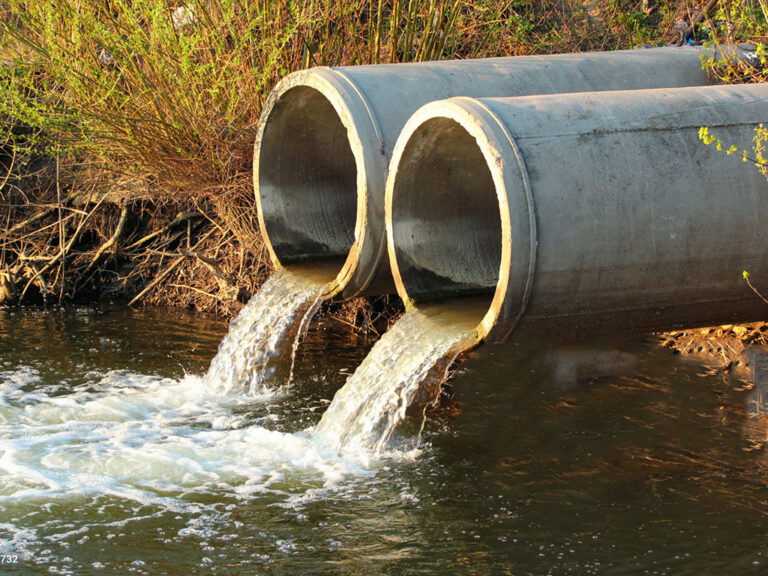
254, 47, 716, 298
385, 83, 768, 343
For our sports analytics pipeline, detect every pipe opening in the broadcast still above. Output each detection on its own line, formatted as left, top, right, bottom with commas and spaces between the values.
258, 86, 358, 282
390, 117, 502, 315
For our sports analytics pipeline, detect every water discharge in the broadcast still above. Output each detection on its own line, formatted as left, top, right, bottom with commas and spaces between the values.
204, 262, 480, 455
313, 305, 480, 454
205, 268, 328, 394
4, 307, 768, 574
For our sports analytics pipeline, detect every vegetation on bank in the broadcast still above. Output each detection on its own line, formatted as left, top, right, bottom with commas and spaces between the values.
0, 1, 766, 325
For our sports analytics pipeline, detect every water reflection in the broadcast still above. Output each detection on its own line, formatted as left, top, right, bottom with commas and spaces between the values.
743, 349, 768, 454
542, 348, 638, 392
2, 306, 768, 574
419, 331, 768, 573
0, 306, 225, 388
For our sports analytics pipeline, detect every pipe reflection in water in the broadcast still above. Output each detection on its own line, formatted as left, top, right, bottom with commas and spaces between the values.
542, 349, 638, 392
745, 349, 768, 450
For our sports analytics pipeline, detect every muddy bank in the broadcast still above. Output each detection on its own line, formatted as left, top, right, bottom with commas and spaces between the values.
0, 134, 271, 315
0, 154, 402, 333
0, 173, 263, 316
658, 322, 768, 373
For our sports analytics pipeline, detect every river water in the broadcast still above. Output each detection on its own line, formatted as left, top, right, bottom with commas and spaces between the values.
2, 305, 768, 574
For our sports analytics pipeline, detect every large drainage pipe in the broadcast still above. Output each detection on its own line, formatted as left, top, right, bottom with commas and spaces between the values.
385, 83, 768, 343
254, 47, 718, 298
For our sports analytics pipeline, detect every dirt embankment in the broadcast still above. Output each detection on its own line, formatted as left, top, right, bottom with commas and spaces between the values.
0, 136, 266, 315
659, 323, 768, 373
0, 152, 401, 332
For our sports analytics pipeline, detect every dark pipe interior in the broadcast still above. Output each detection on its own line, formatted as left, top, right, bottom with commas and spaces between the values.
390, 117, 502, 306
258, 86, 358, 275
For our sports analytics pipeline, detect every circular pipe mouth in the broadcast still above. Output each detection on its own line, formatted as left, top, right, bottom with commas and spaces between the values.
254, 73, 368, 296
387, 99, 535, 342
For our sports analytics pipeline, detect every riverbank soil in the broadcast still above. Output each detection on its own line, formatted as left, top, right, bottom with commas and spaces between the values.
0, 157, 268, 316
658, 322, 768, 373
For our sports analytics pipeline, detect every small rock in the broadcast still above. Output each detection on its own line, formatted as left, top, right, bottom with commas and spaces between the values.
0, 269, 16, 305
733, 326, 748, 338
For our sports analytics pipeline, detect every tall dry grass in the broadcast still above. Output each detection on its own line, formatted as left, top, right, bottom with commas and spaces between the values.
0, 1, 697, 194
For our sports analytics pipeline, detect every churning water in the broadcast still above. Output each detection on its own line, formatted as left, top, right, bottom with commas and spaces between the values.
4, 307, 768, 574
0, 307, 385, 574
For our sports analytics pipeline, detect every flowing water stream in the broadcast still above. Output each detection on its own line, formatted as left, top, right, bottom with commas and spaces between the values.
205, 268, 328, 394
204, 264, 474, 455
3, 306, 768, 574
314, 305, 479, 454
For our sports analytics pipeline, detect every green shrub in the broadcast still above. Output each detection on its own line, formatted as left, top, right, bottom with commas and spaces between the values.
0, 0, 468, 196
697, 1, 768, 184
0, 0, 688, 199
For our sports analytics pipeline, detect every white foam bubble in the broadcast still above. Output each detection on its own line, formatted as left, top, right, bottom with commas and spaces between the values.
0, 366, 40, 393
0, 366, 377, 514
0, 521, 39, 556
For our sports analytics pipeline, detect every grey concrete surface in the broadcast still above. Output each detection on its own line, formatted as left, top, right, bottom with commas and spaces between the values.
386, 83, 768, 342
254, 47, 715, 298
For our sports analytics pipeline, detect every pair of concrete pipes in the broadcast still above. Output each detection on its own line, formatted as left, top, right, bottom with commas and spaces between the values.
254, 47, 768, 342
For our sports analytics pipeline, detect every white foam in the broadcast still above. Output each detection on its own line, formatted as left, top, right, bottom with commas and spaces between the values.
0, 365, 40, 387
0, 521, 39, 554
0, 366, 379, 514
